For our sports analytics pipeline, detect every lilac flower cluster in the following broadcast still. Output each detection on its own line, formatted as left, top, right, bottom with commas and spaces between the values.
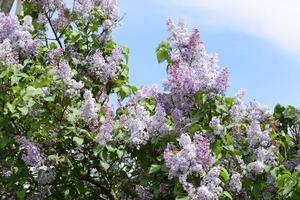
230, 89, 246, 123
0, 13, 38, 64
56, 60, 84, 95
156, 19, 230, 133
119, 86, 170, 146
36, 166, 56, 186
163, 19, 229, 96
86, 48, 122, 83
248, 101, 272, 122
134, 185, 153, 200
163, 133, 226, 199
32, 0, 64, 11
74, 0, 120, 30
246, 105, 278, 174
95, 119, 113, 145
164, 133, 213, 178
209, 117, 223, 137
148, 105, 170, 135
120, 103, 151, 146
228, 172, 242, 193
15, 136, 43, 167
184, 167, 223, 200
81, 90, 99, 123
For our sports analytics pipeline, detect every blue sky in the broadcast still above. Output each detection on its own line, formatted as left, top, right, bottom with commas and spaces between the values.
113, 0, 300, 107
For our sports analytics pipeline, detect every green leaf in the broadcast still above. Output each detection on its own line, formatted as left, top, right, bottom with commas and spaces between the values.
220, 191, 233, 200
50, 42, 57, 49
149, 164, 162, 174
100, 161, 110, 171
6, 102, 15, 113
73, 137, 84, 146
156, 41, 169, 63
48, 154, 60, 161
220, 167, 230, 182
18, 107, 29, 115
16, 190, 25, 200
0, 136, 10, 149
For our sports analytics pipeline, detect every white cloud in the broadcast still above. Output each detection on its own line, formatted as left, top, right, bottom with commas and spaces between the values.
155, 0, 300, 57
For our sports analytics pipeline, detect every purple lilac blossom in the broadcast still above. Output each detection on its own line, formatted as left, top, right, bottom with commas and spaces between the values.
86, 48, 121, 83
95, 119, 113, 145
164, 133, 213, 179
0, 13, 38, 62
135, 185, 153, 200
121, 104, 151, 146
164, 19, 229, 96
248, 101, 272, 122
209, 117, 223, 137
81, 90, 98, 122
15, 136, 43, 167
228, 172, 242, 193
182, 167, 223, 200
230, 89, 246, 122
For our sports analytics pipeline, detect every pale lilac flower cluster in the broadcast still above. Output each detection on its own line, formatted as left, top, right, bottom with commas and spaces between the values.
246, 119, 278, 174
135, 85, 158, 100
246, 121, 272, 150
95, 119, 113, 145
230, 89, 246, 123
0, 13, 38, 64
73, 0, 94, 19
15, 136, 43, 167
36, 167, 56, 186
74, 0, 120, 30
47, 48, 64, 66
163, 134, 224, 199
163, 19, 229, 96
120, 104, 151, 146
32, 0, 64, 11
56, 60, 84, 95
148, 105, 170, 135
159, 19, 230, 133
86, 48, 121, 83
209, 117, 223, 137
135, 185, 153, 200
96, 0, 120, 31
183, 167, 223, 200
81, 90, 99, 123
120, 87, 170, 146
248, 101, 272, 122
228, 172, 242, 193
52, 6, 69, 31
164, 133, 213, 179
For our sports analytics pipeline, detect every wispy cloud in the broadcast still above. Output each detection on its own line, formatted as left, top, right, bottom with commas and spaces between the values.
154, 0, 300, 57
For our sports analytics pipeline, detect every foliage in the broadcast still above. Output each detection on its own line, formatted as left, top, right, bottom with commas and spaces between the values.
0, 1, 299, 200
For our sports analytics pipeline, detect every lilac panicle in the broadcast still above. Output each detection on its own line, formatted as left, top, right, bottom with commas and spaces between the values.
95, 119, 113, 145
230, 89, 246, 123
0, 13, 38, 63
164, 133, 213, 179
81, 90, 98, 122
164, 19, 229, 96
87, 48, 121, 83
15, 136, 43, 167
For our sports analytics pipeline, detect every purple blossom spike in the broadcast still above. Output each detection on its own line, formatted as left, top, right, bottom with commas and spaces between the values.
81, 90, 98, 122
15, 136, 43, 167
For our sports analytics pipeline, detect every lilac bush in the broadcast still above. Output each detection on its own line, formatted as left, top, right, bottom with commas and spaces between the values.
0, 0, 300, 199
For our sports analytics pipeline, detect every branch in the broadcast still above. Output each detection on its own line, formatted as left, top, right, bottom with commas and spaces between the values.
80, 174, 118, 200
45, 12, 63, 48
